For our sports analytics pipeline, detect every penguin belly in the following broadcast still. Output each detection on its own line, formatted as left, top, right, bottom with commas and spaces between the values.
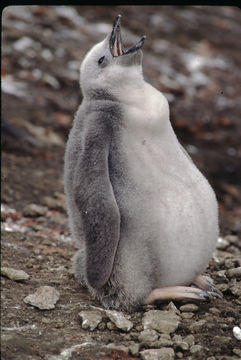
111, 100, 219, 290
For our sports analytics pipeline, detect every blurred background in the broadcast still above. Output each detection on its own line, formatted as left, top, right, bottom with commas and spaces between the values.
2, 5, 241, 237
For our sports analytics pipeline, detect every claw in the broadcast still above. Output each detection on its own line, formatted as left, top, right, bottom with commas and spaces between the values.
191, 275, 223, 299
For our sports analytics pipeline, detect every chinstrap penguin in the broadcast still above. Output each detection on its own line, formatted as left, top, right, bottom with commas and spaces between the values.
64, 15, 221, 311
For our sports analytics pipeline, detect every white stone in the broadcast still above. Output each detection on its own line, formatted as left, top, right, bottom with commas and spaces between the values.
233, 326, 241, 341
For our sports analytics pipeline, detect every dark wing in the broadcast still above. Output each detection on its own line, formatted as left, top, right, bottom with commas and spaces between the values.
73, 112, 120, 289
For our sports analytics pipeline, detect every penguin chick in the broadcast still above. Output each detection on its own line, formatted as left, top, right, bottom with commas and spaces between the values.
64, 15, 220, 311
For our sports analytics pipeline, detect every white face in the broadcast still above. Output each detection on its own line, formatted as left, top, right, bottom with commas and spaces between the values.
80, 37, 144, 97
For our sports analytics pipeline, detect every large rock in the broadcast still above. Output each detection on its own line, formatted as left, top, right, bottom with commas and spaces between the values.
140, 347, 175, 360
24, 286, 60, 310
142, 310, 180, 334
105, 310, 133, 332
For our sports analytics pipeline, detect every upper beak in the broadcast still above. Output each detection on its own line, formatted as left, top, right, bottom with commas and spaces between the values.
109, 15, 146, 57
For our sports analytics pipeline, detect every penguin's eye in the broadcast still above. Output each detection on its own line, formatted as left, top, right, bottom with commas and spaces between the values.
98, 56, 105, 65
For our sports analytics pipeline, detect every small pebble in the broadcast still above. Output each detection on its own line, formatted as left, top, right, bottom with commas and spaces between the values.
106, 321, 117, 330
216, 270, 227, 278
189, 319, 206, 332
183, 334, 195, 346
214, 335, 231, 345
225, 235, 238, 244
165, 301, 180, 314
41, 317, 50, 324
233, 326, 241, 340
172, 334, 182, 342
142, 310, 180, 334
55, 322, 64, 328
1, 267, 30, 281
225, 258, 237, 269
140, 347, 175, 360
121, 333, 131, 341
217, 237, 229, 250
135, 324, 143, 332
181, 312, 195, 319
97, 322, 106, 331
220, 322, 229, 329
233, 348, 241, 357
176, 352, 183, 358
216, 283, 229, 292
152, 334, 173, 347
227, 267, 241, 278
105, 310, 133, 332
23, 203, 48, 217
174, 340, 189, 351
190, 344, 203, 353
230, 280, 241, 297
179, 303, 199, 312
128, 342, 140, 356
138, 329, 159, 343
130, 331, 140, 341
78, 310, 102, 331
44, 196, 63, 210
105, 343, 129, 354
209, 307, 221, 316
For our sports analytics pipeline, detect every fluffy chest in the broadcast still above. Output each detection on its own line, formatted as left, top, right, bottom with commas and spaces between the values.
117, 85, 213, 208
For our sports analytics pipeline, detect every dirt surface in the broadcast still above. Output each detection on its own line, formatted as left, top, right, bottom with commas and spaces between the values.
1, 6, 241, 360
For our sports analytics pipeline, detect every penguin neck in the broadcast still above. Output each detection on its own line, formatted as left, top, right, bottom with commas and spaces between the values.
83, 64, 144, 104
112, 76, 165, 115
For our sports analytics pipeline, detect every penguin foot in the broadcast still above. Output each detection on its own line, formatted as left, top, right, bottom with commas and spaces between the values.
191, 275, 223, 299
143, 285, 214, 304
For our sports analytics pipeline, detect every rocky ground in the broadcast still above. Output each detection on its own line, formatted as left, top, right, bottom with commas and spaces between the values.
1, 5, 241, 360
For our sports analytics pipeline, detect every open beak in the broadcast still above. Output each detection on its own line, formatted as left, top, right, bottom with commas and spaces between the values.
109, 15, 146, 57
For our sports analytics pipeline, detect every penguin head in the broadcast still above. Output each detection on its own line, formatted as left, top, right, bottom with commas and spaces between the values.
80, 15, 146, 97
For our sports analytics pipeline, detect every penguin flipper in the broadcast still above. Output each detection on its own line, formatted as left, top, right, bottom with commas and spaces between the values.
73, 114, 120, 290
